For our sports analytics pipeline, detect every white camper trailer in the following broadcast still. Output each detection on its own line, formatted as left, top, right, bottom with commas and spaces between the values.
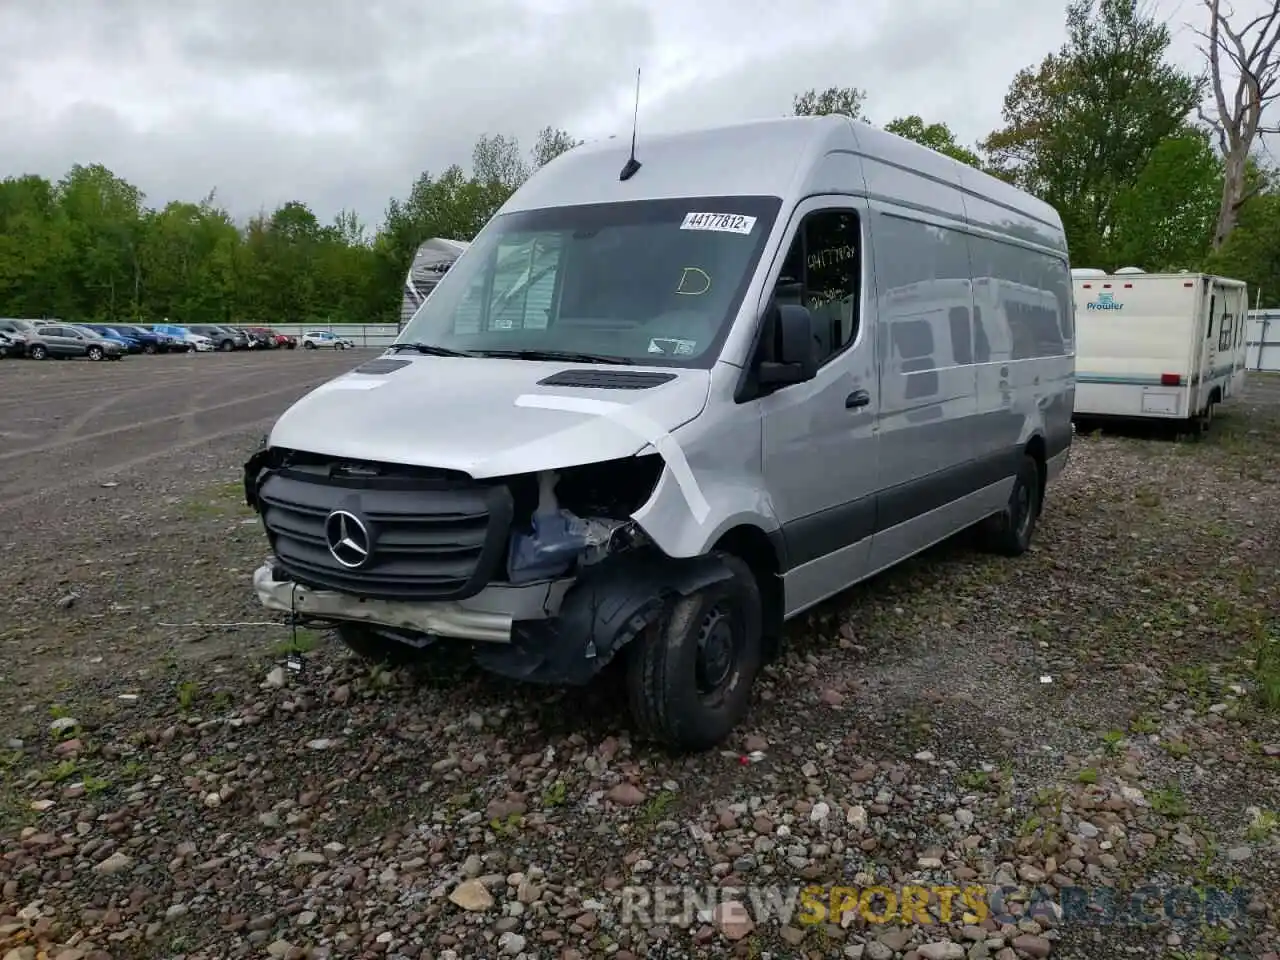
1071, 269, 1249, 429
400, 238, 470, 331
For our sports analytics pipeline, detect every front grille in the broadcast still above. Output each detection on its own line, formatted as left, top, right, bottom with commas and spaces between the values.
257, 460, 513, 602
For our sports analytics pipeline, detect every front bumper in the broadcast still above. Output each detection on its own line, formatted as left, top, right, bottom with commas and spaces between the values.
252, 561, 571, 643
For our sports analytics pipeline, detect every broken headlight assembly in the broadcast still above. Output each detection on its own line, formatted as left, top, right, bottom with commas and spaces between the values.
504, 455, 663, 584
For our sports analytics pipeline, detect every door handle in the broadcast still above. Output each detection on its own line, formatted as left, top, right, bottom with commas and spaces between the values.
845, 389, 871, 409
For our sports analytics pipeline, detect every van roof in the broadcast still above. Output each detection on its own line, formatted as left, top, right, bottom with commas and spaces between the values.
499, 114, 1065, 254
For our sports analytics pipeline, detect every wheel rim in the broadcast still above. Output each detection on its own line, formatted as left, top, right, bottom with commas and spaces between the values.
89, 347, 101, 360
1014, 477, 1035, 540
695, 604, 739, 701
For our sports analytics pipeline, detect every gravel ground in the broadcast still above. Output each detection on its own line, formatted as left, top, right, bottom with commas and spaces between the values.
1, 356, 1278, 960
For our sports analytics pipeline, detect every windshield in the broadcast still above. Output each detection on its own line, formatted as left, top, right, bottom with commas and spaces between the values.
398, 195, 781, 367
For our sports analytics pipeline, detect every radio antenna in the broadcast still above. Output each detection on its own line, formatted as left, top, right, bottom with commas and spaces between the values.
618, 67, 642, 181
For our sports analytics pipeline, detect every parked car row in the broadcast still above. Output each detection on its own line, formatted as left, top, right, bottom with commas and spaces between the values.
0, 319, 359, 359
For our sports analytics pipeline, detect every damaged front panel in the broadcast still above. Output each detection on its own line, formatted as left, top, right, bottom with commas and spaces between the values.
241, 357, 779, 684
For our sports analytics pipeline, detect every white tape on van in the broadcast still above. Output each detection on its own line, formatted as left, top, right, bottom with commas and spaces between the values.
314, 378, 384, 392
513, 393, 710, 525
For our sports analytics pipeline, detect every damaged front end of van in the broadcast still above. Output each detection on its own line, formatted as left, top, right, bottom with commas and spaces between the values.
241, 351, 764, 750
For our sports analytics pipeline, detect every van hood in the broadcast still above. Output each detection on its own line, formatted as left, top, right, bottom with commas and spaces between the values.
267, 354, 711, 478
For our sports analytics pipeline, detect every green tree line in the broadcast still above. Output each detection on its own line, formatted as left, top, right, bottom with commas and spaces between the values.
2, 0, 1277, 322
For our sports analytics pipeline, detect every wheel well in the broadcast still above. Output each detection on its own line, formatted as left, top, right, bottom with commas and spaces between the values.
1209, 386, 1223, 404
713, 525, 784, 657
1024, 434, 1047, 494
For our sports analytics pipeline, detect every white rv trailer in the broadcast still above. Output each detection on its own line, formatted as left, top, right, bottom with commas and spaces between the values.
1071, 269, 1249, 429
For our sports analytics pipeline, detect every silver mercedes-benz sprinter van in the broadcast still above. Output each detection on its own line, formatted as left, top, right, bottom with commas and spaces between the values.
244, 115, 1074, 751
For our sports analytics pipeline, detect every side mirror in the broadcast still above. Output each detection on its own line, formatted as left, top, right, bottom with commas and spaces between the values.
758, 302, 818, 385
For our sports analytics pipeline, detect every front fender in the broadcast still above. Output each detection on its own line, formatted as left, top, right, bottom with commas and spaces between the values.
472, 550, 736, 685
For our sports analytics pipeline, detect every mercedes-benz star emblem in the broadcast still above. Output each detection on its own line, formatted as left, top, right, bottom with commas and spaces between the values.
324, 510, 371, 568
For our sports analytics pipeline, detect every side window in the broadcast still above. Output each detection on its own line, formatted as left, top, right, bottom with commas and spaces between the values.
1219, 313, 1233, 352
1207, 296, 1215, 339
774, 209, 860, 365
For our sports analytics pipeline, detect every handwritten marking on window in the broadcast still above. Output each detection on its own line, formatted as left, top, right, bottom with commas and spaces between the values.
807, 288, 851, 308
807, 245, 857, 271
676, 267, 712, 296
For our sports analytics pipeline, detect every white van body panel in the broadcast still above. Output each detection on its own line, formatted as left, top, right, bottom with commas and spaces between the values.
253, 115, 1074, 651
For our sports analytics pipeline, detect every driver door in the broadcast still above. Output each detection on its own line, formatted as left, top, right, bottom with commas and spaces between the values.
759, 196, 880, 615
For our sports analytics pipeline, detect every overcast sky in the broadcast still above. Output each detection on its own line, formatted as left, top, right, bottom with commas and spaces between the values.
0, 0, 1269, 229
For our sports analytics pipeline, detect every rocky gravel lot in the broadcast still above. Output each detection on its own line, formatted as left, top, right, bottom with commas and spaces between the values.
1, 357, 1278, 960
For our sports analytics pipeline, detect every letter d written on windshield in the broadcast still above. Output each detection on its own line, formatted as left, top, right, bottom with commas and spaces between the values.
676, 267, 711, 296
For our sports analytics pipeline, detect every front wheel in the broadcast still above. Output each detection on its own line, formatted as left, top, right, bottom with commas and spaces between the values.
142, 343, 157, 355
28, 344, 48, 360
625, 554, 763, 752
87, 345, 104, 361
978, 453, 1042, 556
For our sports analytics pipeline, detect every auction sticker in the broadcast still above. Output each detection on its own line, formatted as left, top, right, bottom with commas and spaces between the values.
680, 212, 756, 234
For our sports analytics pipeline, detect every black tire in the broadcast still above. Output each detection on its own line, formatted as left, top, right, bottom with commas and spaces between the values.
28, 344, 48, 360
219, 339, 233, 352
978, 453, 1042, 557
142, 342, 157, 355
303, 340, 317, 350
625, 554, 764, 752
87, 345, 104, 361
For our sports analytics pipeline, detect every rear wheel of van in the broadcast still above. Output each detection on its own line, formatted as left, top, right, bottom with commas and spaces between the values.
626, 554, 763, 752
979, 454, 1041, 557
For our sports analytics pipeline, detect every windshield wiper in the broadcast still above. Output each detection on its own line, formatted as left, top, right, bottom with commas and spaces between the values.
473, 348, 631, 365
387, 342, 475, 357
